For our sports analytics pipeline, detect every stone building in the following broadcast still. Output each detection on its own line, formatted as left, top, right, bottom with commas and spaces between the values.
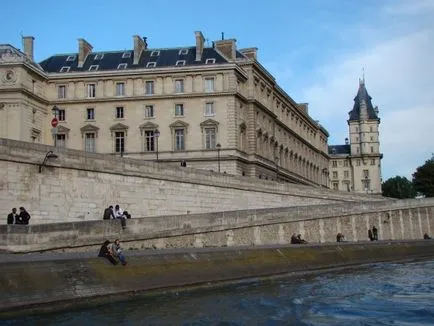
328, 78, 382, 194
0, 32, 330, 186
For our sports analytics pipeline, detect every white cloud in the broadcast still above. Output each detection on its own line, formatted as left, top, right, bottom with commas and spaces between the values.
295, 1, 434, 180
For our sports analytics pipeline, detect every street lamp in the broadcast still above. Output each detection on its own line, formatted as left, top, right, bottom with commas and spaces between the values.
51, 105, 59, 147
154, 129, 160, 161
39, 150, 58, 173
216, 143, 221, 172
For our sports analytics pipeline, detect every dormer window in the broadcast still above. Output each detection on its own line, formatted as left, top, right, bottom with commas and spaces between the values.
146, 62, 157, 68
205, 58, 216, 64
150, 51, 160, 56
66, 55, 76, 62
176, 60, 186, 66
117, 63, 128, 70
89, 65, 99, 71
94, 53, 104, 60
179, 49, 188, 55
60, 66, 70, 73
122, 52, 131, 58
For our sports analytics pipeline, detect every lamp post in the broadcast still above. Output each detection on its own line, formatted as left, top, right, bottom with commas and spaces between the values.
154, 129, 160, 161
51, 105, 59, 147
216, 143, 221, 172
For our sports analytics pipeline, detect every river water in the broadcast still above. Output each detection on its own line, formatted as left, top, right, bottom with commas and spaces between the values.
3, 259, 434, 326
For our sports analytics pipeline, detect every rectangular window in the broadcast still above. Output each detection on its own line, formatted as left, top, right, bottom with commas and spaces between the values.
87, 84, 96, 98
145, 105, 154, 118
146, 62, 156, 68
94, 53, 104, 60
363, 169, 369, 178
66, 55, 76, 62
204, 128, 216, 149
115, 131, 125, 153
344, 171, 349, 178
58, 109, 66, 121
60, 66, 70, 73
205, 77, 215, 92
175, 60, 186, 66
85, 133, 96, 152
116, 82, 125, 96
179, 49, 188, 55
175, 129, 185, 150
175, 104, 184, 116
344, 160, 349, 167
122, 52, 131, 58
145, 81, 154, 95
370, 146, 374, 153
116, 106, 124, 119
150, 51, 160, 56
145, 130, 155, 152
205, 58, 216, 64
356, 146, 360, 153
117, 63, 127, 70
371, 159, 375, 165
89, 65, 99, 71
332, 171, 338, 179
332, 182, 339, 190
57, 85, 66, 99
332, 160, 337, 168
175, 79, 184, 93
86, 108, 95, 120
56, 134, 66, 147
205, 102, 214, 116
356, 159, 361, 166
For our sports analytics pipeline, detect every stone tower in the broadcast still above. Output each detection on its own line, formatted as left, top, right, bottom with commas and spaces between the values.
329, 78, 382, 194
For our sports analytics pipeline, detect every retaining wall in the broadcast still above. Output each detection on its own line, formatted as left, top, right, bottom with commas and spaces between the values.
0, 241, 433, 316
0, 138, 385, 224
1, 198, 433, 253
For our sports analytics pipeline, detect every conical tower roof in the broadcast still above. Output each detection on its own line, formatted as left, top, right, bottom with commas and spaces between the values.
348, 78, 379, 121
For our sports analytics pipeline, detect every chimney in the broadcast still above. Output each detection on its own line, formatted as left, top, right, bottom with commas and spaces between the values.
195, 31, 205, 61
22, 36, 34, 61
78, 38, 93, 68
345, 137, 349, 145
214, 39, 237, 61
133, 35, 146, 65
240, 47, 258, 60
297, 103, 309, 114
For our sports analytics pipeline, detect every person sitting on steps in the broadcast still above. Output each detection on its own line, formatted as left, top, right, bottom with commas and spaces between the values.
109, 239, 127, 266
98, 240, 118, 265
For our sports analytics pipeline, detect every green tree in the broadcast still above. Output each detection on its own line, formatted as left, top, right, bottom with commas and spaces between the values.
382, 176, 416, 199
412, 154, 434, 197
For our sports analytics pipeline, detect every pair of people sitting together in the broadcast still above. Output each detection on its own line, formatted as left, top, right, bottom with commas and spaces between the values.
98, 239, 127, 266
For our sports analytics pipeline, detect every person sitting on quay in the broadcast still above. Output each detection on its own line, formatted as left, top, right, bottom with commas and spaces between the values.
103, 205, 115, 220
423, 233, 432, 240
7, 208, 18, 225
98, 240, 118, 265
114, 205, 125, 219
109, 239, 127, 266
18, 207, 31, 225
336, 233, 345, 242
291, 233, 308, 244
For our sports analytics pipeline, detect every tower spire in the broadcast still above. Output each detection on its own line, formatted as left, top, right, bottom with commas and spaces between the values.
359, 67, 365, 86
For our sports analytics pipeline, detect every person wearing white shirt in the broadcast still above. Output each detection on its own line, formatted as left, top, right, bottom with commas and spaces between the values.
114, 204, 124, 219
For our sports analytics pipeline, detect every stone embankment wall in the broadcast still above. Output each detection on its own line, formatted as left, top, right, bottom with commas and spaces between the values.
0, 138, 385, 224
1, 241, 433, 315
1, 198, 432, 253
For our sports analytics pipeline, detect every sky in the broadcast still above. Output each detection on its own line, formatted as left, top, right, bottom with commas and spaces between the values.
2, 0, 433, 180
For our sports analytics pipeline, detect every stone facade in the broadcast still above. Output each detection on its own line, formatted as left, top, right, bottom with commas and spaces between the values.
329, 78, 382, 194
0, 33, 329, 187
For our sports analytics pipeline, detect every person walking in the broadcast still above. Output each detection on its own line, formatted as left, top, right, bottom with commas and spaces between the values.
7, 208, 18, 225
18, 207, 31, 225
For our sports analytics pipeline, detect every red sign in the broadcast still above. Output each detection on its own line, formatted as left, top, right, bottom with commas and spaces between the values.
51, 117, 58, 128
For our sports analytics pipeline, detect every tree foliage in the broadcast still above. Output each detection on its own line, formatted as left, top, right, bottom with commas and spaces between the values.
412, 154, 434, 197
382, 176, 416, 199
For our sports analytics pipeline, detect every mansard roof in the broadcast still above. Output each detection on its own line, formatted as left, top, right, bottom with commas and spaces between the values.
328, 145, 350, 155
38, 46, 244, 73
348, 79, 379, 121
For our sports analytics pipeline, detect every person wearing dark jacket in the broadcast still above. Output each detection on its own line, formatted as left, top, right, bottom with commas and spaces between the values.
372, 225, 378, 240
103, 206, 114, 220
7, 208, 18, 225
18, 207, 30, 225
98, 240, 118, 265
368, 228, 374, 241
